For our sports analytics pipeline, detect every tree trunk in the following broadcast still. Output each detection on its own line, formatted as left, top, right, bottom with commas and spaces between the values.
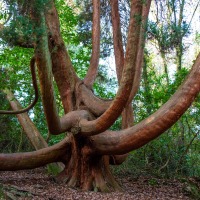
56, 136, 122, 192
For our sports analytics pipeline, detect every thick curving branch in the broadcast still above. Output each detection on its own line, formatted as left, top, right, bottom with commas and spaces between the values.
110, 0, 134, 130
84, 0, 101, 88
0, 137, 71, 171
79, 0, 143, 136
0, 57, 38, 114
91, 53, 200, 155
79, 84, 111, 116
60, 110, 93, 133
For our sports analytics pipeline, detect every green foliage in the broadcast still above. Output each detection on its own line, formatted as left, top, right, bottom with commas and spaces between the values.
76, 0, 113, 58
1, 16, 34, 46
0, 92, 33, 153
0, 47, 34, 153
148, 21, 190, 53
182, 178, 200, 199
56, 0, 79, 44
55, 0, 91, 79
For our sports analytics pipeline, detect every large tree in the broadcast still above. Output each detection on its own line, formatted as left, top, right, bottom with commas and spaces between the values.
0, 0, 200, 192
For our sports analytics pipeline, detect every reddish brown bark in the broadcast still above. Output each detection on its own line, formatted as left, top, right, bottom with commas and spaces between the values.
33, 11, 61, 134
110, 0, 134, 129
110, 0, 124, 82
121, 104, 134, 128
80, 0, 143, 135
127, 0, 152, 104
0, 137, 71, 171
56, 137, 121, 192
91, 53, 200, 154
79, 84, 111, 116
84, 0, 101, 88
45, 0, 79, 113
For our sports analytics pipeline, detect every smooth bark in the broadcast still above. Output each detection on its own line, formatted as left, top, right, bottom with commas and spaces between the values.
79, 84, 111, 116
0, 0, 200, 192
91, 53, 200, 154
45, 1, 79, 113
110, 0, 124, 82
0, 137, 71, 171
110, 0, 134, 129
80, 0, 143, 135
127, 0, 152, 104
84, 0, 101, 88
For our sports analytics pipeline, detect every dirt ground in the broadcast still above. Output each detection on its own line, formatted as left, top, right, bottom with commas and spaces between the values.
0, 168, 199, 200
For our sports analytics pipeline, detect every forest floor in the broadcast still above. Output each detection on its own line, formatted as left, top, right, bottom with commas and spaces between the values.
0, 168, 199, 200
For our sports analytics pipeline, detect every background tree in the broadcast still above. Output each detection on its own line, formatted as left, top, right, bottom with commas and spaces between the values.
0, 0, 200, 192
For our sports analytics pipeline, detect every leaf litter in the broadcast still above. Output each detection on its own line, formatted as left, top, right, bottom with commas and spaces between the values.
0, 168, 199, 200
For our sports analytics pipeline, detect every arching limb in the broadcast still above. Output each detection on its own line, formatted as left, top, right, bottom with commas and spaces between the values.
91, 53, 200, 155
79, 84, 111, 116
0, 136, 71, 171
0, 57, 38, 114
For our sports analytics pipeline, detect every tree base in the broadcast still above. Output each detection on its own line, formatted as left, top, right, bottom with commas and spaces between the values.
55, 138, 122, 192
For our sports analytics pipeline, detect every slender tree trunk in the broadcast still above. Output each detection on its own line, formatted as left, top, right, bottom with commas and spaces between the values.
160, 51, 169, 84
4, 89, 64, 173
142, 52, 152, 115
4, 89, 48, 150
176, 0, 185, 71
